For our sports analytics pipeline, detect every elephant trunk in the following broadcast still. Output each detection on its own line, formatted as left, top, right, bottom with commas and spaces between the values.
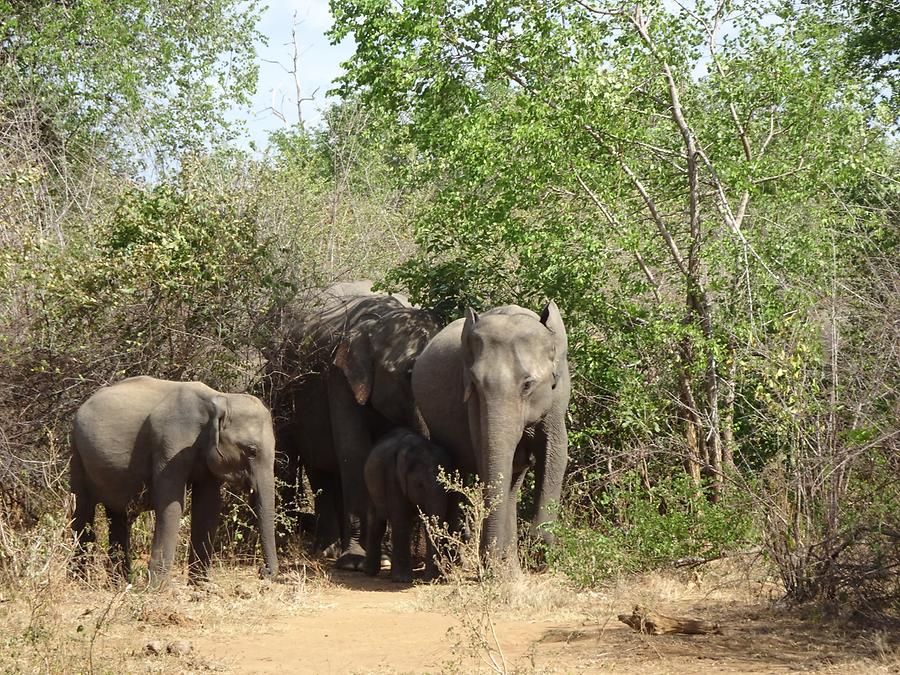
253, 470, 279, 578
475, 398, 522, 568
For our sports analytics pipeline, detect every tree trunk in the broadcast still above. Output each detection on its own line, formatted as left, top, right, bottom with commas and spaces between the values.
678, 368, 702, 488
722, 340, 737, 473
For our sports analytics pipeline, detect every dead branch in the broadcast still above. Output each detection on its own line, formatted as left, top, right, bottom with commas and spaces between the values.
618, 605, 722, 635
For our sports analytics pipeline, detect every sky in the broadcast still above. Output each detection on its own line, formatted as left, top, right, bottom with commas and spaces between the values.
226, 0, 356, 150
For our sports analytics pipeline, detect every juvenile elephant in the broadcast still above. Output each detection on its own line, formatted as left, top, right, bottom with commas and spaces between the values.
363, 428, 463, 583
271, 281, 441, 570
412, 303, 570, 570
70, 376, 278, 586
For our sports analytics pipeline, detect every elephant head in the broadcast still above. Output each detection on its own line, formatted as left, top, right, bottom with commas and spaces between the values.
396, 442, 450, 519
205, 394, 279, 578
461, 301, 568, 562
334, 308, 441, 431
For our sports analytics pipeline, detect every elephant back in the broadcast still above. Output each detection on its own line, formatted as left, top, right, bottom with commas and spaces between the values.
274, 281, 406, 367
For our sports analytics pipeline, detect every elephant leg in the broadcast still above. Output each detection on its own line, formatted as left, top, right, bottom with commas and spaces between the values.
305, 466, 341, 555
276, 423, 302, 537
107, 510, 131, 581
389, 502, 414, 583
436, 495, 465, 576
524, 418, 568, 545
326, 369, 371, 571
148, 481, 186, 588
503, 467, 529, 573
70, 454, 96, 578
363, 504, 386, 577
188, 479, 222, 584
71, 493, 96, 553
422, 526, 441, 582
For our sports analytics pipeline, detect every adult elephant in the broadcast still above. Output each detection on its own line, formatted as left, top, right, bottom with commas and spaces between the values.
70, 376, 278, 586
411, 302, 570, 569
272, 281, 441, 569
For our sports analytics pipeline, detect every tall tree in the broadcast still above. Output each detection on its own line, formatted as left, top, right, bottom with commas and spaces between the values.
330, 0, 894, 496
0, 0, 263, 169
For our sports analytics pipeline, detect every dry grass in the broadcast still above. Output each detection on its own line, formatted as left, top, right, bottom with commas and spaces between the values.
2, 492, 898, 675
0, 509, 334, 674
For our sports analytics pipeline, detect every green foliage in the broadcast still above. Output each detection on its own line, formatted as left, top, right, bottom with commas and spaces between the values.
0, 0, 263, 166
335, 0, 894, 473
834, 0, 900, 104
0, 0, 896, 622
0, 158, 290, 526
549, 470, 756, 586
5, 168, 283, 385
333, 0, 899, 612
259, 104, 424, 284
0, 106, 424, 527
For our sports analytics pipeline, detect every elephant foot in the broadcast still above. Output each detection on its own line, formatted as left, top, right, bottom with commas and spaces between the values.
319, 541, 341, 561
69, 554, 91, 582
336, 549, 366, 571
258, 565, 280, 581
147, 575, 171, 592
187, 573, 211, 587
363, 556, 380, 577
422, 564, 442, 583
390, 570, 413, 584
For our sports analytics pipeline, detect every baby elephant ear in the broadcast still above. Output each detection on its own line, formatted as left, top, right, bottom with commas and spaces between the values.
334, 326, 375, 406
396, 445, 413, 498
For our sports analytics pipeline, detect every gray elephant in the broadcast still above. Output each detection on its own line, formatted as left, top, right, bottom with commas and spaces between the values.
363, 428, 463, 583
412, 302, 570, 569
271, 281, 441, 569
70, 376, 278, 586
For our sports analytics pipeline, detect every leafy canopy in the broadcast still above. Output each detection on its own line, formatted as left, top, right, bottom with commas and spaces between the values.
0, 0, 263, 166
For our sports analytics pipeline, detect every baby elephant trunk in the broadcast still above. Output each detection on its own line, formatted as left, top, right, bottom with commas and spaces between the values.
252, 471, 279, 578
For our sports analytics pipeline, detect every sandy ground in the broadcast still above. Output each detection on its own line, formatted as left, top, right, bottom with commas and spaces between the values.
2, 557, 898, 674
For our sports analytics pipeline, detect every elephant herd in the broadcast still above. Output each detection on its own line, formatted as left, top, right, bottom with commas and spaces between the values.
69, 281, 570, 587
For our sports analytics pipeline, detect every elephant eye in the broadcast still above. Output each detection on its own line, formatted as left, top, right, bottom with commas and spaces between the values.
246, 444, 258, 459
522, 378, 537, 396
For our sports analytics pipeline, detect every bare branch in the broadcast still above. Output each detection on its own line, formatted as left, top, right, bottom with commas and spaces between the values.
574, 170, 663, 304
752, 159, 807, 185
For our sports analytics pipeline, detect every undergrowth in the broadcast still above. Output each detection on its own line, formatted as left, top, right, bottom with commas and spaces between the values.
548, 469, 757, 587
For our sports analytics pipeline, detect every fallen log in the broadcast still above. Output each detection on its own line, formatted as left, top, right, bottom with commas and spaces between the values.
617, 605, 721, 635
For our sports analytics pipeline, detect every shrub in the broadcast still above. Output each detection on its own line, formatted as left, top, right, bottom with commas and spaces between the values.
0, 169, 285, 529
549, 469, 756, 586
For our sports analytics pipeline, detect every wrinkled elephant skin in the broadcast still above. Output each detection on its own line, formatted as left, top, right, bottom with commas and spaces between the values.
412, 302, 570, 569
70, 376, 278, 587
363, 428, 463, 583
272, 281, 441, 570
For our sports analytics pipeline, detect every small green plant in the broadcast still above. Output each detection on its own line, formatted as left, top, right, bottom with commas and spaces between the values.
549, 470, 757, 587
423, 471, 509, 674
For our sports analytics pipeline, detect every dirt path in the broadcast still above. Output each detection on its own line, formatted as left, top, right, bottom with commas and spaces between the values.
148, 568, 899, 674
4, 563, 898, 673
192, 577, 545, 673
190, 571, 563, 673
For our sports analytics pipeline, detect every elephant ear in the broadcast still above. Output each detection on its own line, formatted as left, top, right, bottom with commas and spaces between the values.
539, 301, 568, 389
461, 307, 479, 402
396, 445, 432, 508
396, 445, 414, 500
206, 395, 229, 462
334, 324, 375, 406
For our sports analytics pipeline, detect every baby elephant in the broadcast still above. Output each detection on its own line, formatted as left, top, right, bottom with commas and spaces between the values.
364, 428, 463, 582
70, 376, 279, 586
